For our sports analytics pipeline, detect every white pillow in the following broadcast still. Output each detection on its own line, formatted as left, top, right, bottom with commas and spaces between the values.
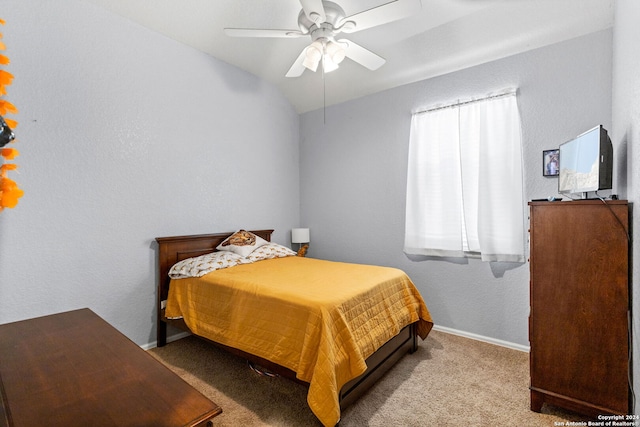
169, 251, 246, 279
216, 229, 269, 257
246, 243, 297, 262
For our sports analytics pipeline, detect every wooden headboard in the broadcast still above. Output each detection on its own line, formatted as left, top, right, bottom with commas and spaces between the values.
154, 229, 274, 346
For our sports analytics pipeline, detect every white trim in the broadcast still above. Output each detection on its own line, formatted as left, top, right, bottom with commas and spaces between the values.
140, 326, 529, 354
432, 325, 530, 353
140, 331, 191, 351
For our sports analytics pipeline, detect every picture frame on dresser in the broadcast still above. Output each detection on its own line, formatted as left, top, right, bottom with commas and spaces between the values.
542, 149, 559, 177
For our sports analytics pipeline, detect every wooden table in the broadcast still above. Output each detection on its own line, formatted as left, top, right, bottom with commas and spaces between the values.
0, 308, 221, 427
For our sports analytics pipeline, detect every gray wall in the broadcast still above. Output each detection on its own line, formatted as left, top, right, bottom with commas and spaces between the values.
300, 29, 613, 348
0, 0, 300, 346
612, 0, 640, 413
0, 0, 623, 355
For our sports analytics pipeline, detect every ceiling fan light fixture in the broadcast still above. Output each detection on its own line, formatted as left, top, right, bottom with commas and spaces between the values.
226, 0, 421, 79
303, 41, 323, 71
303, 55, 320, 71
307, 41, 323, 59
322, 54, 340, 73
325, 40, 345, 64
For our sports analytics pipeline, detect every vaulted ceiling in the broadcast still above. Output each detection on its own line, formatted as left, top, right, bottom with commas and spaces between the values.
84, 0, 614, 113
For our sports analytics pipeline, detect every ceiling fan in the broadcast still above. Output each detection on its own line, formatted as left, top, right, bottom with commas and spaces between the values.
224, 0, 422, 77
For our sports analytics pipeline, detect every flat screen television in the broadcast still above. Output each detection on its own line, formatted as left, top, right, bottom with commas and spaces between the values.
558, 125, 613, 198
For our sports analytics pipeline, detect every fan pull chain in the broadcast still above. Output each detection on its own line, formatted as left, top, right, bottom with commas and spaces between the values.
321, 55, 326, 124
323, 67, 326, 124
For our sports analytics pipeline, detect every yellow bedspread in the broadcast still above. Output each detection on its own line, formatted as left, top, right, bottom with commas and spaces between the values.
165, 256, 433, 426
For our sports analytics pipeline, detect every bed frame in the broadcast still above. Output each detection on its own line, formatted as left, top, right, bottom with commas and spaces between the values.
155, 229, 419, 411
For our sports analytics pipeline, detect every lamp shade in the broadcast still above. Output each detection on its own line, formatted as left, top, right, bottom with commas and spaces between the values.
292, 228, 310, 244
303, 42, 322, 71
325, 40, 345, 64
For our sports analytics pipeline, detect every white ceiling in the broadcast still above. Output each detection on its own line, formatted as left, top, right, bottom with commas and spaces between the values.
83, 0, 614, 113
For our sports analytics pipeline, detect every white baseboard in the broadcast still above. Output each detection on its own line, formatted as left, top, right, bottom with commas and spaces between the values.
432, 325, 530, 353
141, 326, 528, 353
141, 331, 191, 351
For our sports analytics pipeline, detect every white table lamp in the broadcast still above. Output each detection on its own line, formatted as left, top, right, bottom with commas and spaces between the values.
292, 228, 310, 256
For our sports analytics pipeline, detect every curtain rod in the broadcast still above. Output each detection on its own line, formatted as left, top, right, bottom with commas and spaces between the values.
413, 89, 517, 115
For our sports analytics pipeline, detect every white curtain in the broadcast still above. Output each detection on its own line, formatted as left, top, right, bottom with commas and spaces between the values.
404, 92, 525, 262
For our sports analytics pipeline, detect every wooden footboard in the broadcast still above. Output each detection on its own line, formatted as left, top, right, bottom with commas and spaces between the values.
160, 307, 418, 409
340, 322, 417, 409
155, 230, 419, 413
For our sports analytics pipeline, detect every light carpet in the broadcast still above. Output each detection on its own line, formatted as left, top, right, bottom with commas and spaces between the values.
148, 330, 590, 426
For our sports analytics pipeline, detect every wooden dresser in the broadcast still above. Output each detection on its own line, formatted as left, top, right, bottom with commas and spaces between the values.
528, 200, 630, 417
0, 308, 222, 427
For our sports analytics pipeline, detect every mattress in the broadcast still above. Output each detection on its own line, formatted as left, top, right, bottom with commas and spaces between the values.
165, 256, 433, 426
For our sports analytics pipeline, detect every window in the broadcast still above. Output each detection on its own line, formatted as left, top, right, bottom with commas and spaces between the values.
404, 91, 525, 262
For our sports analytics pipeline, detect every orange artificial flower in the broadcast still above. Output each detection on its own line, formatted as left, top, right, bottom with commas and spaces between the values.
1, 148, 18, 159
0, 163, 17, 177
0, 176, 24, 210
0, 99, 17, 115
0, 70, 13, 85
4, 118, 17, 128
0, 69, 12, 93
0, 17, 23, 212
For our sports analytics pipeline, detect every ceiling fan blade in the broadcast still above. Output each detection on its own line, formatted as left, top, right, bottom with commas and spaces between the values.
224, 28, 306, 38
338, 39, 386, 70
339, 0, 421, 33
299, 0, 326, 24
285, 48, 308, 78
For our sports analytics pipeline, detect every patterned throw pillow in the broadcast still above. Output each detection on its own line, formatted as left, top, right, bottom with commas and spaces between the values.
246, 243, 297, 262
216, 229, 269, 257
169, 251, 246, 279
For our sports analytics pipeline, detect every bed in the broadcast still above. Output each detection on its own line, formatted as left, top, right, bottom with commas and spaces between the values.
155, 229, 433, 427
